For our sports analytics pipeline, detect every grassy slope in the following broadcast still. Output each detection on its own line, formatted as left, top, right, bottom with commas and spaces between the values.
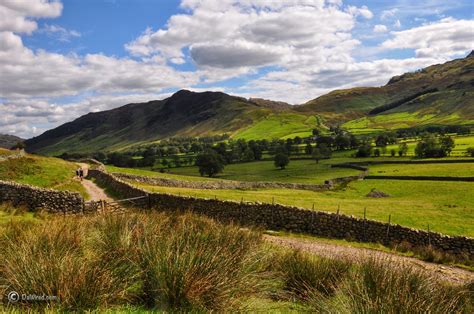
0, 152, 88, 198
233, 113, 317, 140
343, 110, 474, 134
306, 55, 474, 128
134, 179, 474, 237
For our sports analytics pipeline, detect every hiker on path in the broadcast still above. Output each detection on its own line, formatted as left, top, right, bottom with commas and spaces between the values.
76, 168, 80, 179
79, 167, 84, 181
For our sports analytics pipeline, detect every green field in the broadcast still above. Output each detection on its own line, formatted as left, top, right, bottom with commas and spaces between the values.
369, 162, 474, 177
168, 159, 361, 184
233, 113, 316, 140
131, 179, 473, 237
105, 165, 219, 182
0, 153, 88, 198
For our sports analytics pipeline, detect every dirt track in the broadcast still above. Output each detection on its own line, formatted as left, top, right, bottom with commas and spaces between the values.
265, 235, 474, 285
76, 163, 111, 201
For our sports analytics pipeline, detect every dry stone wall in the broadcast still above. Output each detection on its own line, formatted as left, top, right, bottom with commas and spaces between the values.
113, 172, 332, 191
87, 170, 474, 258
0, 180, 84, 213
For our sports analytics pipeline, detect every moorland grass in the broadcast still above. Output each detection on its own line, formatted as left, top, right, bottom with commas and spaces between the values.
313, 256, 473, 313
132, 179, 474, 236
0, 211, 471, 312
0, 212, 270, 312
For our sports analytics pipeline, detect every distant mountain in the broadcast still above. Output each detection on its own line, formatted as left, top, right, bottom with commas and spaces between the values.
0, 134, 24, 149
26, 52, 473, 154
25, 90, 284, 154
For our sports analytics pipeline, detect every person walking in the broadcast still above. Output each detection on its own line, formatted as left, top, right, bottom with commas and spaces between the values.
79, 167, 84, 181
76, 168, 80, 179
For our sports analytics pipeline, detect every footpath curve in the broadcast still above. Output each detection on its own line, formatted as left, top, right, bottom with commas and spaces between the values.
265, 235, 474, 285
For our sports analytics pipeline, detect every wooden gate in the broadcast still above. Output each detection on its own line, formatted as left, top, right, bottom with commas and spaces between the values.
84, 195, 148, 214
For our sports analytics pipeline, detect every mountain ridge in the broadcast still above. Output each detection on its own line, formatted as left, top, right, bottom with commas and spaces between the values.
25, 52, 474, 154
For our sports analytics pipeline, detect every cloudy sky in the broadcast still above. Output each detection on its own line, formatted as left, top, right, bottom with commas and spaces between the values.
0, 0, 473, 138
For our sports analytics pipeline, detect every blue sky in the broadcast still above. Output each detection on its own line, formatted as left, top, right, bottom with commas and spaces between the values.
0, 0, 473, 138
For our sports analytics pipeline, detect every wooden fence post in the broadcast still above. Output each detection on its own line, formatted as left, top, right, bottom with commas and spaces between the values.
386, 214, 391, 238
428, 224, 431, 246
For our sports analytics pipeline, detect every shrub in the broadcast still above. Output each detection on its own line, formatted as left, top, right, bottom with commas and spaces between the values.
355, 144, 372, 157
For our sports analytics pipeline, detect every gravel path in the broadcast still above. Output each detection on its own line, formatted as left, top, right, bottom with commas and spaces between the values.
76, 163, 111, 201
265, 235, 474, 285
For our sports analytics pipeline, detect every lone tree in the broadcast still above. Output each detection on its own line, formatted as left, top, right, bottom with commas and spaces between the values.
312, 148, 322, 163
398, 142, 408, 156
195, 150, 225, 177
274, 153, 289, 170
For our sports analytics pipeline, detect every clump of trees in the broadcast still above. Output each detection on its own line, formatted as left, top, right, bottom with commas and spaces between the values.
415, 134, 454, 158
396, 125, 470, 139
195, 150, 225, 177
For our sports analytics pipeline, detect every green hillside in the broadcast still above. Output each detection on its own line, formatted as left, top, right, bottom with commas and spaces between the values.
0, 148, 87, 198
301, 52, 474, 127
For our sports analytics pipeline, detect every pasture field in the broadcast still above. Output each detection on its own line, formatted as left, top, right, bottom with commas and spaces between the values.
0, 153, 88, 198
233, 113, 316, 140
132, 179, 474, 236
368, 162, 474, 177
105, 165, 218, 182
169, 159, 361, 183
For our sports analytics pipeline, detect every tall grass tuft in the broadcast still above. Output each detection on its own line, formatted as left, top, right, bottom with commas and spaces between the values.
275, 250, 351, 301
138, 213, 266, 311
0, 217, 137, 310
324, 256, 473, 313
